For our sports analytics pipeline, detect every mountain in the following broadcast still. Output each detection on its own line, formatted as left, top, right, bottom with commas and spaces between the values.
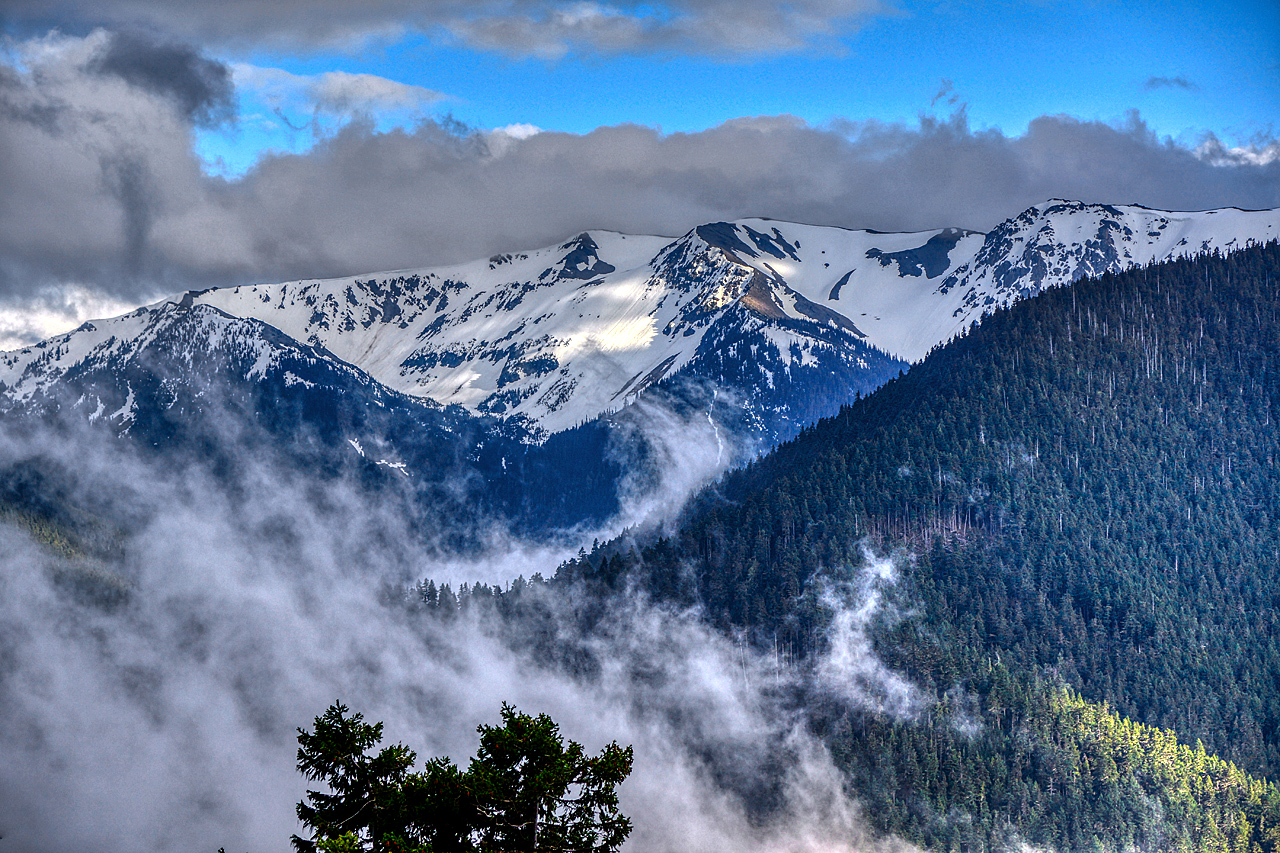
2, 200, 1276, 450
568, 241, 1280, 850
1, 200, 1276, 545
184, 199, 1279, 437
0, 297, 644, 541
187, 226, 907, 443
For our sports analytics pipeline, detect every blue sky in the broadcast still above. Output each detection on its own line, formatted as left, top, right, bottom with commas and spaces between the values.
0, 0, 1277, 336
198, 0, 1280, 175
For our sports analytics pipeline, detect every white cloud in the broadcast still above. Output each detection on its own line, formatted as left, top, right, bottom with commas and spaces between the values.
0, 287, 146, 351
485, 122, 543, 157
2, 0, 897, 58
1195, 134, 1280, 168
492, 122, 542, 140
232, 63, 446, 118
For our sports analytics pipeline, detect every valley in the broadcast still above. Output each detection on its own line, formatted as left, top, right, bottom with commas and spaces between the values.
1, 207, 1279, 853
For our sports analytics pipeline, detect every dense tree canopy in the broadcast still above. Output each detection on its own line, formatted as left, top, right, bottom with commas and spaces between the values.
530, 242, 1280, 850
293, 702, 632, 853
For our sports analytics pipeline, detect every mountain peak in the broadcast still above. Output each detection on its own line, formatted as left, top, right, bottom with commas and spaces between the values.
5, 201, 1277, 439
539, 231, 617, 282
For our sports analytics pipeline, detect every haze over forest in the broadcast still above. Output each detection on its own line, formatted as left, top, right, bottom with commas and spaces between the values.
0, 2, 1279, 852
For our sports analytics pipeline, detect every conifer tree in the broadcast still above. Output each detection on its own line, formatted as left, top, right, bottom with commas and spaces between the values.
293, 702, 632, 853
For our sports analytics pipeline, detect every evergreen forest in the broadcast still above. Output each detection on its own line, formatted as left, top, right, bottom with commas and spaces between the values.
8, 243, 1280, 852
537, 242, 1280, 850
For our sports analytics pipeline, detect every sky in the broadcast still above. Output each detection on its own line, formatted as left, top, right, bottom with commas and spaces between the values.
199, 0, 1280, 176
0, 0, 1278, 346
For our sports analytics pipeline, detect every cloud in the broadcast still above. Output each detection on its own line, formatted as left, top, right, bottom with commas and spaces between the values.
3, 0, 896, 58
438, 0, 895, 59
87, 30, 235, 127
930, 78, 959, 107
0, 413, 924, 851
0, 286, 142, 350
0, 31, 212, 300
493, 122, 542, 140
311, 70, 444, 112
1195, 133, 1280, 167
813, 558, 924, 718
0, 31, 1277, 316
1144, 75, 1198, 91
233, 63, 446, 119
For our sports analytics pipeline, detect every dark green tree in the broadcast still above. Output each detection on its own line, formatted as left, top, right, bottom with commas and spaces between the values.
467, 704, 633, 853
293, 702, 420, 852
293, 702, 633, 853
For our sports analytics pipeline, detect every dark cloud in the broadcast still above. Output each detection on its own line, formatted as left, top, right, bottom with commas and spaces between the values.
87, 30, 234, 127
3, 0, 891, 57
98, 154, 154, 275
1145, 75, 1198, 91
0, 32, 209, 301
0, 66, 65, 132
930, 78, 959, 107
0, 33, 1277, 314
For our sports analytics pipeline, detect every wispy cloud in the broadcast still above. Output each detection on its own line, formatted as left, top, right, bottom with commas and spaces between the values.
1144, 75, 1198, 91
2, 0, 896, 58
233, 64, 447, 119
931, 78, 960, 107
0, 411, 925, 851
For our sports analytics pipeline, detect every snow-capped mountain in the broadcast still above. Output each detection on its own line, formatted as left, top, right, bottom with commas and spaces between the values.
0, 295, 381, 422
2, 200, 1277, 445
185, 227, 903, 438
0, 297, 655, 537
173, 200, 1278, 435
0, 295, 462, 473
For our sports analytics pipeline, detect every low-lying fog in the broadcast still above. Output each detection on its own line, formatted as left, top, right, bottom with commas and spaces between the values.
0, 415, 924, 852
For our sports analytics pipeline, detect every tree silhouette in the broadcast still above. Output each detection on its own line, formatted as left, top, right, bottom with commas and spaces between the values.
293, 702, 632, 853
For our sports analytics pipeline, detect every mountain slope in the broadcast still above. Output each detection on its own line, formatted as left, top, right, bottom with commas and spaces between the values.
686, 241, 1280, 773
573, 242, 1280, 850
183, 200, 1279, 436
0, 298, 648, 541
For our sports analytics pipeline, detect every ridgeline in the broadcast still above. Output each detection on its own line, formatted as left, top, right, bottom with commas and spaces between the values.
555, 241, 1280, 850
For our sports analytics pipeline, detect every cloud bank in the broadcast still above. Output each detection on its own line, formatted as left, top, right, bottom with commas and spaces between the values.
0, 31, 1277, 340
4, 0, 892, 57
0, 416, 923, 852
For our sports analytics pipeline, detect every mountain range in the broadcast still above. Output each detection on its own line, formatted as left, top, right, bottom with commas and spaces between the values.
0, 199, 1277, 540
3, 200, 1280, 852
168, 199, 1280, 434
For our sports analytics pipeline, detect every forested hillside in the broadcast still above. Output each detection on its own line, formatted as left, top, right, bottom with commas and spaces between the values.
554, 242, 1280, 850
9, 242, 1280, 852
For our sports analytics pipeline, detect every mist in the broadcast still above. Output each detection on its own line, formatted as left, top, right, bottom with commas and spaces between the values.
0, 408, 925, 852
407, 391, 735, 588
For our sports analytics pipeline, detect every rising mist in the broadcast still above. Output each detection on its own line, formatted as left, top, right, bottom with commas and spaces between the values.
0, 407, 925, 852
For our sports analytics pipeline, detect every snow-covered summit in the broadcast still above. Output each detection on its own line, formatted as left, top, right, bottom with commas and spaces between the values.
4, 200, 1277, 438
0, 296, 396, 426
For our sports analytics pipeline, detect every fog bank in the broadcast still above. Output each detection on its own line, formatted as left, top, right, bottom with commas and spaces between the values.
0, 420, 922, 852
